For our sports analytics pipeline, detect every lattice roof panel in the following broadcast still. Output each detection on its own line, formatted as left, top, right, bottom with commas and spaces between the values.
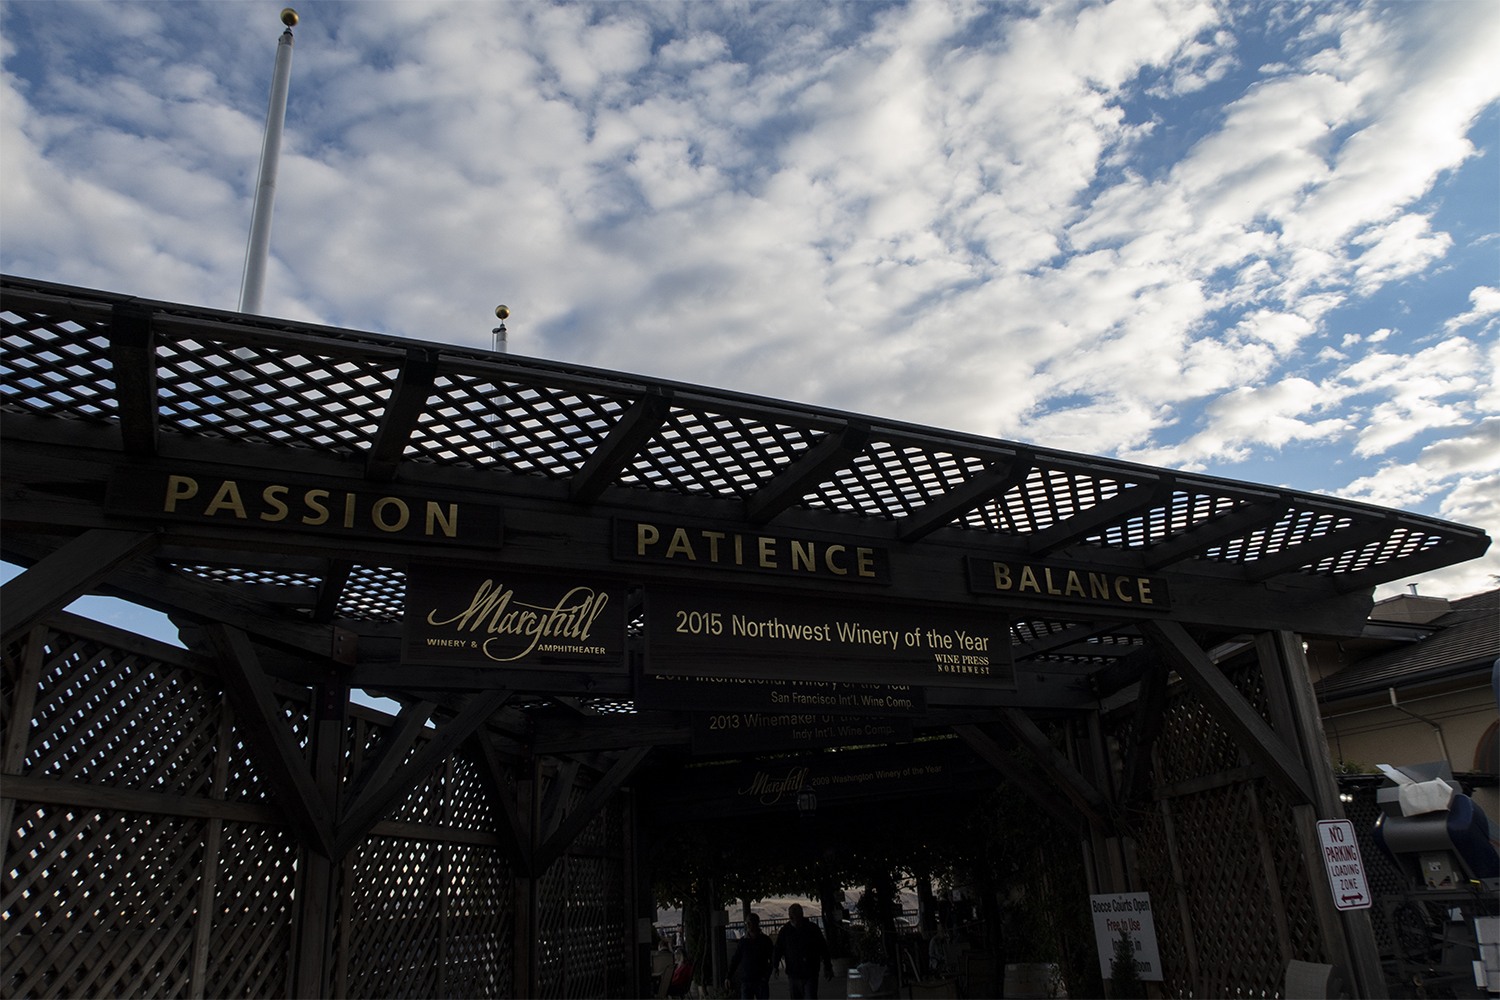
0, 275, 1490, 600
808, 441, 987, 519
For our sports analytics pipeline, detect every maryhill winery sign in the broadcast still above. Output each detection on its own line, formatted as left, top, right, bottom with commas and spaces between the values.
646, 585, 1015, 689
402, 564, 625, 672
106, 468, 503, 547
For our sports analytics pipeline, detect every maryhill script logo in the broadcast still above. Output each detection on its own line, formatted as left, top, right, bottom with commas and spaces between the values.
738, 766, 810, 806
404, 565, 624, 670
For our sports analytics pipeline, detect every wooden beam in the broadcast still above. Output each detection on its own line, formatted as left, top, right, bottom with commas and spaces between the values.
1138, 620, 1314, 804
539, 759, 581, 843
952, 723, 1083, 830
1015, 622, 1133, 660
1023, 478, 1169, 557
202, 624, 337, 856
108, 301, 158, 457
570, 390, 673, 504
343, 698, 437, 808
1334, 530, 1493, 593
995, 708, 1115, 829
1243, 518, 1395, 582
465, 730, 533, 870
1116, 661, 1170, 805
311, 559, 354, 623
745, 423, 869, 525
334, 689, 510, 856
533, 745, 652, 873
897, 454, 1030, 542
0, 529, 158, 642
1142, 497, 1286, 570
365, 348, 439, 481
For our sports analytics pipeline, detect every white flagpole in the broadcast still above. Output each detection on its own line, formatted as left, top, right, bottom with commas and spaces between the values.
238, 8, 299, 315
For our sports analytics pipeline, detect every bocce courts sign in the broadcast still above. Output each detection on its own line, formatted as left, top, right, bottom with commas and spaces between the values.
403, 564, 625, 672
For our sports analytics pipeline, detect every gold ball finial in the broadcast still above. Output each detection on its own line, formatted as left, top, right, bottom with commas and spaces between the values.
495, 305, 511, 321
281, 8, 299, 27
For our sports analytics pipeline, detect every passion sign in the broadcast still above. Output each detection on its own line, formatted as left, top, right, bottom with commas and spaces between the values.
645, 585, 1015, 688
403, 564, 626, 672
107, 468, 504, 547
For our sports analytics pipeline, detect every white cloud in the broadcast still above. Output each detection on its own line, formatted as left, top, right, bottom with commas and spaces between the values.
1445, 285, 1500, 333
2, 0, 1498, 594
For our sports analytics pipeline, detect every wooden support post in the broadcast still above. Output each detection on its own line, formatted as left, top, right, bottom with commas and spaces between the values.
1140, 621, 1315, 805
293, 682, 347, 999
189, 698, 234, 996
0, 625, 48, 868
1255, 632, 1387, 999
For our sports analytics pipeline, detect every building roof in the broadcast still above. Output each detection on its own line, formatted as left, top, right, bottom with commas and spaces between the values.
1317, 588, 1500, 703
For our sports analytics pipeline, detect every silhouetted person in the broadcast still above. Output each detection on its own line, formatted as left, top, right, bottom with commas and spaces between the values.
667, 947, 693, 998
773, 903, 833, 999
727, 912, 774, 999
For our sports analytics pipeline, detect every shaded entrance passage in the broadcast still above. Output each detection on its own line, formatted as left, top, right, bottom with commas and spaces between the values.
2, 275, 1490, 997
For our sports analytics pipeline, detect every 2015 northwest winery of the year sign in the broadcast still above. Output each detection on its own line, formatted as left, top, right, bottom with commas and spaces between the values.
646, 585, 1015, 688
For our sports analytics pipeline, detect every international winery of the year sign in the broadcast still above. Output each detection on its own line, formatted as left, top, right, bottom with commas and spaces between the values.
402, 564, 626, 672
646, 585, 1015, 688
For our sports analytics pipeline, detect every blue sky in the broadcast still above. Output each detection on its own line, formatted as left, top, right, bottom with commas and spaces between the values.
2, 0, 1498, 627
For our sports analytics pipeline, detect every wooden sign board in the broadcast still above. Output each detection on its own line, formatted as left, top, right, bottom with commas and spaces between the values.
647, 739, 992, 818
635, 672, 926, 715
403, 564, 626, 673
690, 711, 913, 755
107, 467, 504, 547
645, 585, 1015, 688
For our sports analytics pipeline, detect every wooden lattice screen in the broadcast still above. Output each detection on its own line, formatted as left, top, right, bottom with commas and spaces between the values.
2, 614, 630, 999
1117, 656, 1332, 998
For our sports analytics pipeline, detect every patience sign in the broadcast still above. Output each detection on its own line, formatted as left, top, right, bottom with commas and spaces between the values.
645, 585, 1015, 688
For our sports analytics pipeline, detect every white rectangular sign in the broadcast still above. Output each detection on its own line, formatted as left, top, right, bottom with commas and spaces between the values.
1317, 819, 1372, 910
1089, 892, 1163, 981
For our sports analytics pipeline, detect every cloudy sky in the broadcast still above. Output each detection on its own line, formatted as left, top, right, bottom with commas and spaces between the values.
3, 0, 1498, 614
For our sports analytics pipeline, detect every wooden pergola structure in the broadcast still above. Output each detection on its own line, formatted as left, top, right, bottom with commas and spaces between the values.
1, 274, 1489, 998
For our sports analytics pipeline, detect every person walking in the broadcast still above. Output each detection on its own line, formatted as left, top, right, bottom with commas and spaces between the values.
773, 903, 833, 1000
726, 912, 774, 999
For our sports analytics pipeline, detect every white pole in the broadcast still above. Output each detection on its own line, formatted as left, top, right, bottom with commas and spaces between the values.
238, 9, 298, 315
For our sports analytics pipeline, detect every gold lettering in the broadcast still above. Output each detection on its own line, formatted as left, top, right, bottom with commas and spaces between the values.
260, 484, 290, 521
824, 544, 848, 575
372, 497, 410, 532
703, 530, 725, 561
636, 522, 660, 555
302, 489, 330, 526
426, 501, 458, 538
1137, 578, 1154, 605
1018, 565, 1041, 593
164, 474, 198, 513
343, 492, 357, 528
857, 547, 876, 578
758, 535, 777, 569
1064, 570, 1085, 597
1089, 573, 1110, 600
791, 540, 816, 573
1043, 567, 1062, 595
205, 480, 247, 519
666, 527, 695, 559
1113, 576, 1134, 602
992, 563, 1014, 590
